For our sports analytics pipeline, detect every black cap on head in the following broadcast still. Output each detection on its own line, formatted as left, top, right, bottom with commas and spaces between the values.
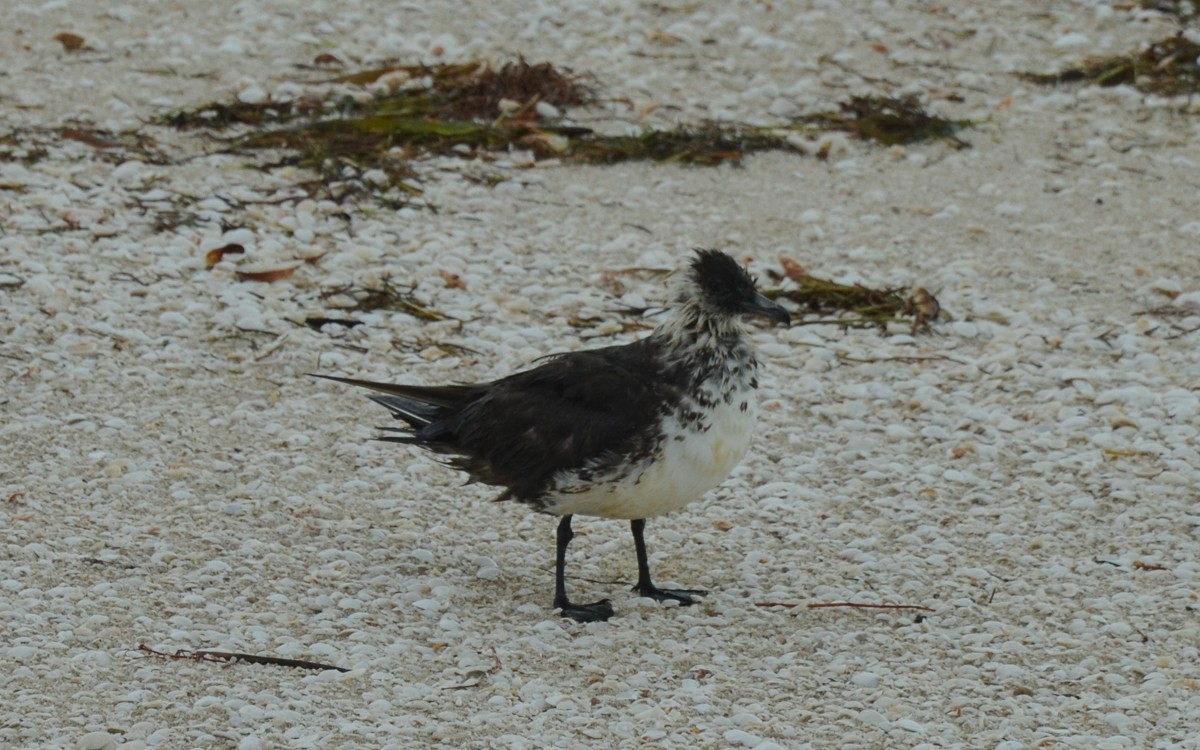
689, 249, 790, 326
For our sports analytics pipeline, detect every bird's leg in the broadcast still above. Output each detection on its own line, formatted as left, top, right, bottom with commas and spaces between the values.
630, 518, 707, 606
553, 514, 614, 622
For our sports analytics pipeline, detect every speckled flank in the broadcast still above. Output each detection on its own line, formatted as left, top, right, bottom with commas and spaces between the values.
546, 356, 759, 519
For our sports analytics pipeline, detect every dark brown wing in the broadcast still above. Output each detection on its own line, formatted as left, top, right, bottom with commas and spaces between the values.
436, 338, 678, 501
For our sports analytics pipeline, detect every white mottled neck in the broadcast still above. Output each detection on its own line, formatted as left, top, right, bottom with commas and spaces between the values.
652, 272, 749, 355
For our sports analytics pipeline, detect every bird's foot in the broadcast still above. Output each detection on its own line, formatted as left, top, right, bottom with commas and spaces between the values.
633, 584, 707, 607
556, 597, 615, 623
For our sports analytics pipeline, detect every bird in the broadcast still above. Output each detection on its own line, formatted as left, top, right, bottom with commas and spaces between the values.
316, 249, 790, 622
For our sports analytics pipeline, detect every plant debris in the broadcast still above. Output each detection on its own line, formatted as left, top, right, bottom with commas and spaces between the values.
62, 125, 167, 162
158, 59, 973, 200
138, 643, 348, 672
53, 32, 86, 52
1126, 0, 1200, 24
236, 265, 299, 283
204, 243, 246, 268
573, 256, 942, 335
164, 59, 591, 130
1021, 34, 1200, 96
763, 256, 943, 332
0, 132, 49, 165
805, 601, 935, 612
320, 276, 455, 322
163, 95, 328, 129
303, 316, 364, 331
566, 314, 656, 334
563, 122, 804, 165
1, 126, 165, 165
796, 94, 972, 148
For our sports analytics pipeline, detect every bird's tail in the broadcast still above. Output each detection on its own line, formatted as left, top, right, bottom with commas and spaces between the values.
312, 374, 477, 441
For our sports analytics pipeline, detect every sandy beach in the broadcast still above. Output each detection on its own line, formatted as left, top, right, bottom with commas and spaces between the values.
4, 1, 1200, 748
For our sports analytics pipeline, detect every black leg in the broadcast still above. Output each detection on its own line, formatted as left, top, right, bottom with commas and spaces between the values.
630, 518, 706, 606
553, 515, 613, 622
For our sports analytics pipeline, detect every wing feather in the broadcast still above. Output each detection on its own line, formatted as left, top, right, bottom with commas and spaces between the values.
314, 338, 682, 503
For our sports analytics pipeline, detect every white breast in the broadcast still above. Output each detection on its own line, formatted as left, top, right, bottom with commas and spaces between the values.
546, 381, 758, 520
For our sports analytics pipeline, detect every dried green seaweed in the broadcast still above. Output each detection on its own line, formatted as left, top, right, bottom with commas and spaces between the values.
164, 60, 592, 130
221, 93, 955, 176
571, 265, 942, 335
796, 95, 972, 148
763, 271, 942, 332
163, 59, 973, 199
163, 97, 324, 129
566, 123, 803, 164
1022, 34, 1200, 96
319, 277, 454, 322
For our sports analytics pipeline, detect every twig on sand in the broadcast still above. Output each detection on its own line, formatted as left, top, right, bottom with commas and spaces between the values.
807, 601, 934, 612
753, 601, 934, 612
137, 643, 349, 672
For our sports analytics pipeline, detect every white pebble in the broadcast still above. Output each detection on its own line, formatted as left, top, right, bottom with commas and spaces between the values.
1054, 31, 1089, 47
76, 732, 117, 750
534, 101, 561, 119
9, 645, 37, 661
110, 161, 143, 184
236, 85, 267, 105
857, 708, 890, 729
723, 729, 759, 746
1173, 291, 1200, 310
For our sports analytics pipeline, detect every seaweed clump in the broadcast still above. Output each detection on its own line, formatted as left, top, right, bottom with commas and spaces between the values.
161, 59, 975, 201
763, 257, 943, 332
797, 95, 972, 148
318, 276, 454, 323
1022, 34, 1200, 96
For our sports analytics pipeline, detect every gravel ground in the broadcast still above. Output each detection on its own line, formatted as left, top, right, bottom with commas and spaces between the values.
4, 1, 1200, 749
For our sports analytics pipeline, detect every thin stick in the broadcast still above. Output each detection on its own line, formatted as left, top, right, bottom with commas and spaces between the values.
836, 353, 966, 365
806, 601, 934, 612
138, 644, 349, 672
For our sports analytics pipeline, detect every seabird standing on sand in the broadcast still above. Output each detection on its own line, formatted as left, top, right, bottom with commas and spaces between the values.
317, 249, 789, 621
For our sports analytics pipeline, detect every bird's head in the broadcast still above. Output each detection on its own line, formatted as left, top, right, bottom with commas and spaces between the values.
678, 249, 791, 327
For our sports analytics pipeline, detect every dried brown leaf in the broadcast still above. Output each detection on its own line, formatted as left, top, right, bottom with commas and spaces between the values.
236, 265, 298, 283
779, 256, 808, 281
54, 32, 85, 51
204, 243, 245, 268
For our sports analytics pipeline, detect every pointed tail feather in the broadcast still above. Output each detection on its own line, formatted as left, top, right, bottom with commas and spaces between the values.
311, 374, 471, 406
311, 373, 478, 432
366, 394, 439, 428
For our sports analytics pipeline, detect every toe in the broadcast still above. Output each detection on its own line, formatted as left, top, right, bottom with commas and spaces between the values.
558, 598, 615, 622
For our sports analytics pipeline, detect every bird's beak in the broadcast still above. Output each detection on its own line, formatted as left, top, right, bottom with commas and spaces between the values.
742, 292, 791, 327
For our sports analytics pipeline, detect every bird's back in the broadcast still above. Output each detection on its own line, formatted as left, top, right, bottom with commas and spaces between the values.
378, 337, 684, 505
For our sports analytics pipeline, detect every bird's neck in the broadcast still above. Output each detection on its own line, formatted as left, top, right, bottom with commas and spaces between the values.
653, 302, 747, 358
